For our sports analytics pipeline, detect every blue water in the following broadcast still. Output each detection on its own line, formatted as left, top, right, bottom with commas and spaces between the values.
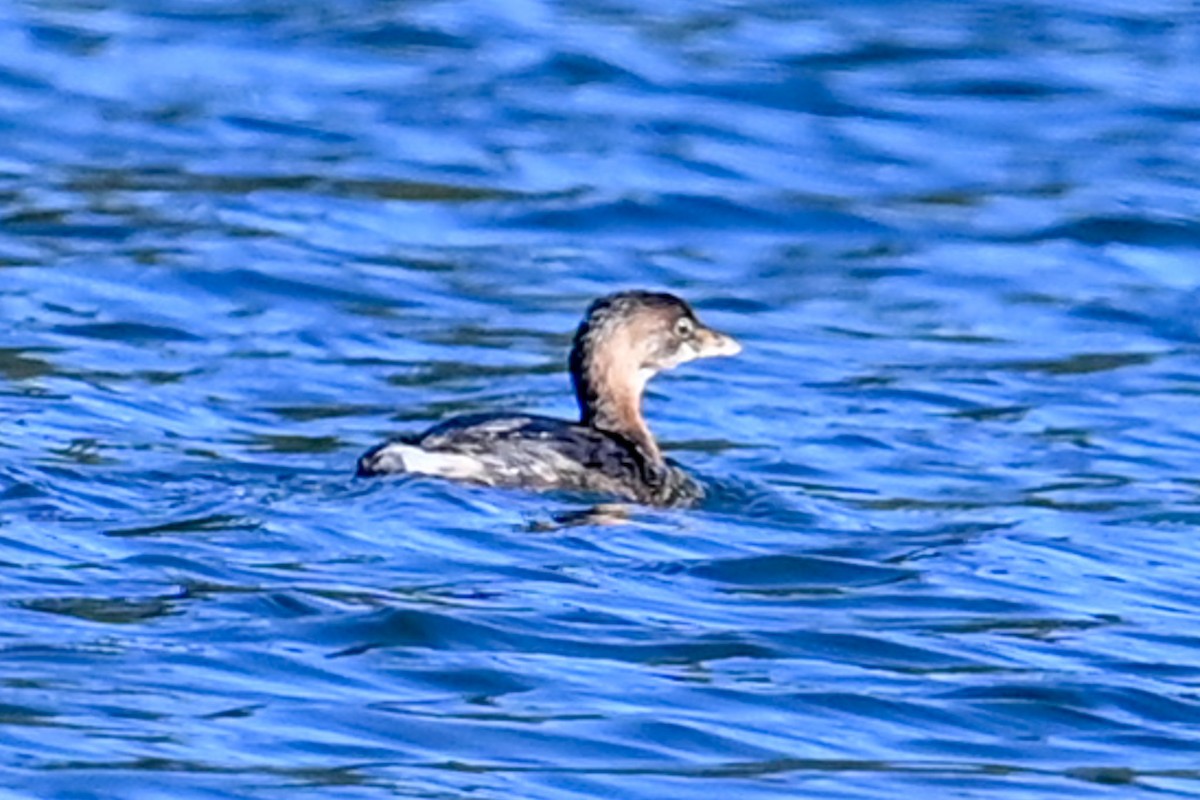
4, 1, 1200, 798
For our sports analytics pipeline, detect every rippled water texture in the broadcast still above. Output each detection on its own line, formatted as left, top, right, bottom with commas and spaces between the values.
4, 1, 1200, 798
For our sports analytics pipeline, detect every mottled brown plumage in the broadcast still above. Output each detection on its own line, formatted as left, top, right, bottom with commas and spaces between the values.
358, 290, 740, 505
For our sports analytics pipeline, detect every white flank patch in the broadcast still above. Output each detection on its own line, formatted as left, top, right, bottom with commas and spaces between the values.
370, 443, 490, 481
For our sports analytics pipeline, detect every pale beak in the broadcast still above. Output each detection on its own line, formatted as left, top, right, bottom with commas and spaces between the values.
695, 326, 742, 358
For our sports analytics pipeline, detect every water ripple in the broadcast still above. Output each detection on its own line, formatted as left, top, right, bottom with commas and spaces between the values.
4, 1, 1200, 799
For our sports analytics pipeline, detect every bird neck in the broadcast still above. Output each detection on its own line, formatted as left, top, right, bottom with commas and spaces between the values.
571, 336, 662, 463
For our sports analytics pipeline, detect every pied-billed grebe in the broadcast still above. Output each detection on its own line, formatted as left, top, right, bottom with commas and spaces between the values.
356, 290, 740, 505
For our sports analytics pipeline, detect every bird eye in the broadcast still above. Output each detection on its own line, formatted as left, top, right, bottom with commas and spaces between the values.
674, 317, 695, 338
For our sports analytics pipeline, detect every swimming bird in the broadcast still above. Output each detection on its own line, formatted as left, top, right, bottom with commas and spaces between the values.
357, 290, 741, 505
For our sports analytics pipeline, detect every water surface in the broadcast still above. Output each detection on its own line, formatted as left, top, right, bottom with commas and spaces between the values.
4, 1, 1200, 798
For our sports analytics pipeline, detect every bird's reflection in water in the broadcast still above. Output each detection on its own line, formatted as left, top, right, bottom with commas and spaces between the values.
526, 503, 634, 531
